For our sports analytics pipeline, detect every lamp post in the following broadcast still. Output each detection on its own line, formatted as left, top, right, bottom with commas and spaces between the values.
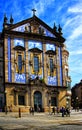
76, 97, 79, 111
49, 99, 51, 115
5, 90, 7, 114
66, 96, 71, 108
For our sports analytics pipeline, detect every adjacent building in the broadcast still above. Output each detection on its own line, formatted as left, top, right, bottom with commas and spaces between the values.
71, 80, 82, 109
0, 11, 71, 112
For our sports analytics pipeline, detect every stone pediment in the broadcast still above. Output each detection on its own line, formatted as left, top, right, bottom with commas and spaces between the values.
8, 15, 56, 38
28, 77, 45, 87
45, 50, 56, 55
13, 45, 25, 51
28, 47, 43, 53
14, 86, 27, 93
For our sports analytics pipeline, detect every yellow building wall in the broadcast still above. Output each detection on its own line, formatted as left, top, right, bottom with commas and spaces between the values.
58, 89, 67, 108
4, 36, 68, 112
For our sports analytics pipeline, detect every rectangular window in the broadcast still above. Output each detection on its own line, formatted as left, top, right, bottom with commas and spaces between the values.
34, 56, 39, 72
50, 58, 53, 73
18, 95, 25, 105
18, 55, 22, 71
51, 97, 57, 106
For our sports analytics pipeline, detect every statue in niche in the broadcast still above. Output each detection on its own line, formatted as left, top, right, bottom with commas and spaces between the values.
25, 25, 28, 32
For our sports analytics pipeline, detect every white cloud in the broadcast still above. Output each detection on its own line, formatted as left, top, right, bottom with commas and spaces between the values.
30, 0, 56, 16
63, 14, 82, 30
68, 24, 82, 41
68, 4, 82, 13
69, 59, 82, 86
62, 2, 82, 41
70, 47, 82, 55
62, 13, 82, 55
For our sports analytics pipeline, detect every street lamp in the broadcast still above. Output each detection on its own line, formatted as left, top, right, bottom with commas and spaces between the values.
5, 90, 7, 114
66, 96, 71, 108
76, 97, 78, 100
76, 97, 79, 111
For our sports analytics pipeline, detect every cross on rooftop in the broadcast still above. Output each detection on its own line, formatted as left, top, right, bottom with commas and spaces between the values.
32, 9, 36, 16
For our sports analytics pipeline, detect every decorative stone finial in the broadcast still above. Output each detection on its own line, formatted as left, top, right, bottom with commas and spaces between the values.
10, 15, 14, 24
58, 24, 63, 35
53, 22, 57, 32
4, 13, 8, 23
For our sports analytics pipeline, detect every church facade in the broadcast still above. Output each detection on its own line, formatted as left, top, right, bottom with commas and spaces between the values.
0, 11, 71, 112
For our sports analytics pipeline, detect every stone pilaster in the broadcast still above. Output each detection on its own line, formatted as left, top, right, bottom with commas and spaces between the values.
16, 93, 18, 106
11, 39, 15, 82
31, 90, 34, 107
25, 92, 28, 106
25, 40, 29, 82
43, 43, 47, 83
42, 90, 47, 108
56, 46, 60, 86
4, 38, 8, 82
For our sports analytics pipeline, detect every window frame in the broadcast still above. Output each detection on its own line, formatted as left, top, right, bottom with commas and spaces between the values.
34, 56, 39, 73
18, 54, 22, 72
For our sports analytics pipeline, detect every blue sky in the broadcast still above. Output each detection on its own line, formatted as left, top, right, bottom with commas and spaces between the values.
0, 0, 82, 87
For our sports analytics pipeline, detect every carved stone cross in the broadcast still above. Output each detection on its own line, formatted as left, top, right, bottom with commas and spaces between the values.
32, 9, 36, 16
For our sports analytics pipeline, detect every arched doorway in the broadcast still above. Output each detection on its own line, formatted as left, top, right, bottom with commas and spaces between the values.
34, 91, 42, 112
